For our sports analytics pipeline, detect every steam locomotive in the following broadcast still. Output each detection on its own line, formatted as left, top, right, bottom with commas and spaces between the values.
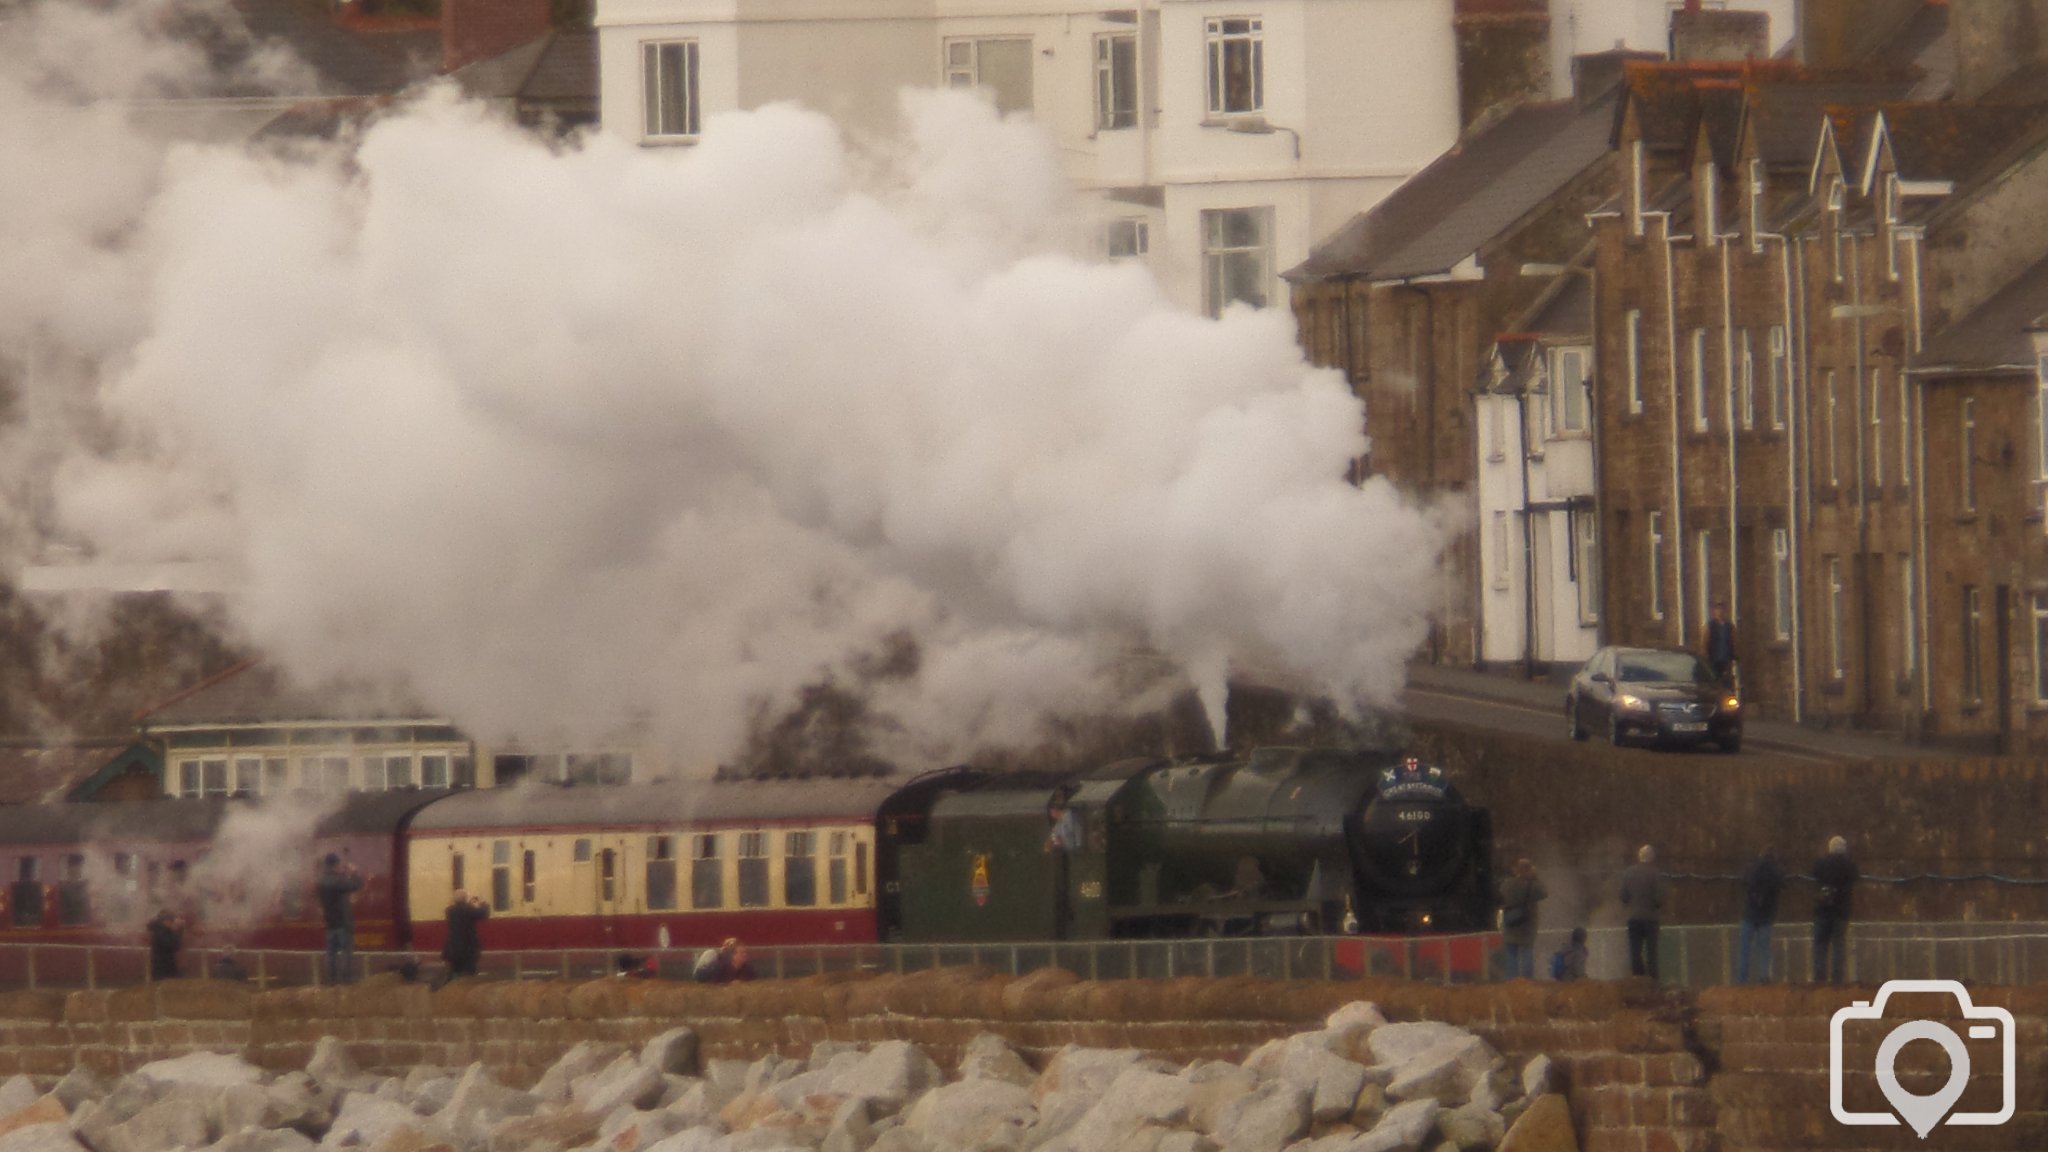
0, 746, 1492, 964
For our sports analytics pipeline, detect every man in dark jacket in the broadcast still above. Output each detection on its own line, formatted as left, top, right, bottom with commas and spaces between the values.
1619, 845, 1664, 979
146, 909, 185, 980
1737, 846, 1783, 983
440, 889, 490, 985
316, 854, 364, 986
1701, 600, 1738, 685
1497, 858, 1547, 980
1812, 836, 1858, 985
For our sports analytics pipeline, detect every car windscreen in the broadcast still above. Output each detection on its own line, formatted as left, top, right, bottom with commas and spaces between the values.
1616, 651, 1713, 684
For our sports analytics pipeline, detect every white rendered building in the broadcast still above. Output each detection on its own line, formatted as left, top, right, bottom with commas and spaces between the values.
594, 0, 1459, 316
1545, 0, 1794, 99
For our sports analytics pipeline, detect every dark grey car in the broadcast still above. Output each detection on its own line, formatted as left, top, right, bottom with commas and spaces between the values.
1565, 646, 1743, 752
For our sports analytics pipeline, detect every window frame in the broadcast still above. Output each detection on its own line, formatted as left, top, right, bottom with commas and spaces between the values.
1771, 528, 1792, 641
641, 39, 701, 140
1573, 510, 1600, 626
1689, 328, 1709, 432
1550, 345, 1590, 437
1203, 17, 1263, 117
1647, 511, 1664, 622
1961, 396, 1977, 513
1199, 205, 1273, 318
1094, 31, 1137, 131
1625, 310, 1644, 415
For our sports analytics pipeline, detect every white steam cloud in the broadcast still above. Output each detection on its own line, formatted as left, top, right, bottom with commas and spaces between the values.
1, 0, 1447, 769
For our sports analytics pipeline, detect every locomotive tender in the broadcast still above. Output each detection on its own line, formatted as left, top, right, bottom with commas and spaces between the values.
0, 747, 1490, 957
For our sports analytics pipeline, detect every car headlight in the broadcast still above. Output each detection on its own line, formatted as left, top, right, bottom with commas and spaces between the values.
1721, 696, 1742, 712
1615, 693, 1647, 712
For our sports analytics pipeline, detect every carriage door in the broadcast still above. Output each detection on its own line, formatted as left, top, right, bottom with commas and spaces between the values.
597, 844, 621, 945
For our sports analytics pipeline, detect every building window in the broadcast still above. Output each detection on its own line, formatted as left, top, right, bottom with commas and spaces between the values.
1629, 139, 1645, 236
1961, 397, 1977, 512
737, 831, 769, 908
1826, 556, 1845, 680
420, 754, 449, 789
1647, 511, 1664, 622
646, 836, 678, 911
1204, 17, 1262, 115
946, 38, 1033, 114
1870, 369, 1885, 487
1492, 511, 1510, 591
263, 757, 287, 794
1884, 174, 1901, 280
2037, 356, 2048, 480
1551, 346, 1589, 435
1962, 585, 1983, 704
566, 753, 632, 785
370, 754, 413, 791
1768, 326, 1787, 430
2033, 594, 2048, 704
1694, 530, 1711, 633
1739, 330, 1755, 430
1095, 33, 1136, 130
691, 833, 722, 910
1200, 206, 1272, 317
1486, 395, 1506, 461
1826, 371, 1840, 486
1104, 218, 1148, 260
1900, 554, 1916, 679
1747, 158, 1764, 246
1828, 177, 1845, 279
1574, 511, 1600, 626
1690, 328, 1708, 432
1625, 310, 1643, 414
1771, 528, 1792, 640
784, 831, 817, 907
521, 849, 536, 904
1701, 163, 1718, 241
233, 757, 260, 797
1900, 371, 1913, 485
641, 40, 699, 139
307, 756, 349, 795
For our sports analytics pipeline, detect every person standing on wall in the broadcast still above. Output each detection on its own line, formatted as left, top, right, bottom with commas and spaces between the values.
1619, 844, 1665, 979
146, 908, 185, 980
316, 853, 364, 986
1496, 858, 1547, 980
440, 888, 490, 986
1812, 836, 1859, 985
1702, 600, 1738, 687
1737, 845, 1783, 983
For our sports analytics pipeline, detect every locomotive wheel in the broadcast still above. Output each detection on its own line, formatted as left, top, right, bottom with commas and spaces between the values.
1567, 700, 1587, 742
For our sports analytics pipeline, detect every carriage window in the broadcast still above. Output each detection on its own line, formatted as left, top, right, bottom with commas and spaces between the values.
202, 759, 229, 798
115, 854, 137, 890
234, 757, 262, 796
828, 831, 849, 904
600, 849, 617, 902
856, 842, 869, 896
451, 853, 465, 895
521, 850, 537, 904
11, 860, 40, 926
58, 855, 88, 925
784, 831, 816, 908
738, 832, 769, 908
646, 836, 677, 910
264, 757, 288, 794
491, 841, 512, 911
573, 839, 592, 863
308, 756, 350, 794
18, 859, 37, 883
691, 834, 722, 909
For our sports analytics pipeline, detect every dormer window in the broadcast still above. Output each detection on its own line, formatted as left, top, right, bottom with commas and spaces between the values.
1884, 174, 1902, 281
1827, 177, 1845, 213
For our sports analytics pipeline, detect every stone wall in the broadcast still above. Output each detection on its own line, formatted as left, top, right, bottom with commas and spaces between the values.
0, 972, 1714, 1152
1412, 717, 2048, 923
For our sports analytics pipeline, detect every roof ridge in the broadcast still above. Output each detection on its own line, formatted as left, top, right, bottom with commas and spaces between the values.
136, 658, 258, 723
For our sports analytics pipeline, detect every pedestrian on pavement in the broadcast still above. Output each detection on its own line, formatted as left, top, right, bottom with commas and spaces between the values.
1551, 927, 1588, 982
146, 909, 185, 980
1620, 845, 1665, 979
1737, 846, 1783, 983
316, 853, 364, 985
1702, 600, 1738, 686
439, 889, 490, 986
1812, 836, 1858, 985
1497, 857, 1547, 979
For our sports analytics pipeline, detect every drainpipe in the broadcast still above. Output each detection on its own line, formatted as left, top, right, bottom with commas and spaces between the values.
1658, 211, 1686, 646
1849, 237, 1875, 725
1782, 234, 1804, 724
1720, 217, 1739, 630
1518, 386, 1538, 676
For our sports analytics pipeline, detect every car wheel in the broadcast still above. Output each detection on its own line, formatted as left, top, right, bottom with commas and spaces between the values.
1567, 698, 1587, 742
1608, 712, 1626, 747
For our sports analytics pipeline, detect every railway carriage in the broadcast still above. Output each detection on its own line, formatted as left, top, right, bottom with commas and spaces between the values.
402, 779, 897, 955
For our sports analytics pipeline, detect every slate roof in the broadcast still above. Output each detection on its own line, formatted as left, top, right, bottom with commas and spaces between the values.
1878, 103, 2043, 184
1917, 253, 2048, 373
1744, 80, 1914, 168
140, 662, 441, 729
448, 29, 597, 125
166, 0, 439, 99
0, 741, 131, 805
1286, 88, 1618, 283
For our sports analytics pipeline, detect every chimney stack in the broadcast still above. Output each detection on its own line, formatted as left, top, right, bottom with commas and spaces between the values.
1670, 6, 1770, 63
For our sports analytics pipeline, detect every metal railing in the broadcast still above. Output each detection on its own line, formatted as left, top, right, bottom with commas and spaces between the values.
3, 924, 2047, 991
